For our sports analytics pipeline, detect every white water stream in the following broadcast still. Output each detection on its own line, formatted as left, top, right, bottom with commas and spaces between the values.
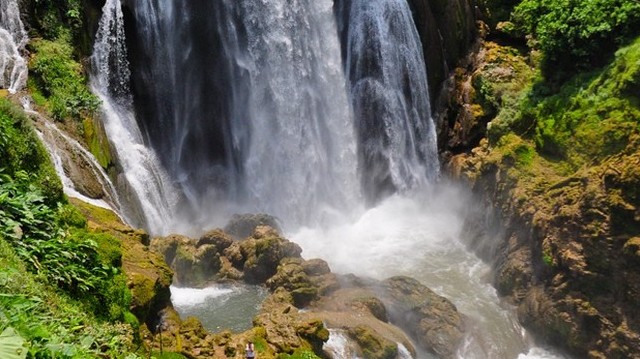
0, 0, 27, 93
89, 0, 181, 233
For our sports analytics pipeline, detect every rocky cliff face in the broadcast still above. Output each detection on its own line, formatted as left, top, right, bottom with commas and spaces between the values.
447, 30, 640, 358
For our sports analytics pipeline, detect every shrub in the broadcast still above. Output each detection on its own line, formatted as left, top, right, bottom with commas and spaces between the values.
0, 98, 63, 204
30, 0, 83, 41
28, 36, 99, 122
513, 0, 640, 79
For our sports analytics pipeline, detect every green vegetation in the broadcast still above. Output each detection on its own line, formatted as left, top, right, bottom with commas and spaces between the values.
0, 239, 140, 358
0, 98, 62, 204
276, 350, 322, 359
513, 0, 640, 78
29, 0, 83, 42
526, 37, 640, 168
0, 94, 140, 358
28, 36, 99, 122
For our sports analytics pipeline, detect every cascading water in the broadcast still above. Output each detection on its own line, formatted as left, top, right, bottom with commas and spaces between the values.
343, 0, 440, 203
93, 0, 568, 357
29, 105, 125, 214
90, 0, 180, 234
126, 0, 361, 230
0, 0, 27, 93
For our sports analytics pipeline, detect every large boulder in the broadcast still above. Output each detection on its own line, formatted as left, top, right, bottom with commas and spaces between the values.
240, 226, 303, 284
151, 234, 222, 287
224, 213, 282, 240
380, 276, 465, 358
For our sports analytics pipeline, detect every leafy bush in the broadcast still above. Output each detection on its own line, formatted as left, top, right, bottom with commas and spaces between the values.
28, 37, 99, 122
0, 172, 96, 291
513, 0, 640, 79
0, 99, 63, 204
30, 0, 83, 41
0, 240, 138, 358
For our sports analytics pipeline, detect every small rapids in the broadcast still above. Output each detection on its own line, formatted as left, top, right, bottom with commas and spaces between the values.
292, 184, 568, 359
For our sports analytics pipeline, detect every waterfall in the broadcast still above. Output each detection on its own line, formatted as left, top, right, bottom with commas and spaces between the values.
343, 0, 440, 203
127, 0, 362, 230
0, 0, 28, 93
90, 0, 180, 234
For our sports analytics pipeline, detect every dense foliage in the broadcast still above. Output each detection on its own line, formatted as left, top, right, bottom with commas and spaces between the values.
28, 36, 99, 122
0, 99, 137, 357
0, 239, 138, 358
513, 0, 640, 79
487, 36, 640, 166
0, 99, 62, 204
29, 0, 84, 41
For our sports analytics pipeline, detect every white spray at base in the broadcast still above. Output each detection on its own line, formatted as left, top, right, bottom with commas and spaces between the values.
292, 184, 568, 359
0, 0, 27, 93
90, 0, 180, 234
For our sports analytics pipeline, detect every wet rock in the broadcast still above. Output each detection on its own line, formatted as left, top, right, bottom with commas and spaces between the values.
151, 234, 221, 287
224, 213, 281, 239
347, 325, 398, 359
380, 276, 465, 358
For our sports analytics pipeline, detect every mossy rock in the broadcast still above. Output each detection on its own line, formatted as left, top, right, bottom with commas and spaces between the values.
70, 199, 172, 327
241, 227, 303, 284
267, 258, 318, 307
82, 116, 113, 169
347, 325, 397, 359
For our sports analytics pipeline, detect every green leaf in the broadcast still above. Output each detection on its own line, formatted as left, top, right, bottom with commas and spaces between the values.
0, 327, 27, 359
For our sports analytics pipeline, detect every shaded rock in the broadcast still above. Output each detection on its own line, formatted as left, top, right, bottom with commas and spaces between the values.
241, 226, 303, 284
380, 276, 464, 358
197, 228, 233, 251
224, 213, 281, 240
302, 258, 331, 276
151, 234, 221, 287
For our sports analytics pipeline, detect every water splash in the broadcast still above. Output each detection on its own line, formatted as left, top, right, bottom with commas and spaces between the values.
0, 0, 27, 93
90, 0, 180, 234
324, 330, 362, 359
344, 0, 440, 203
293, 185, 567, 359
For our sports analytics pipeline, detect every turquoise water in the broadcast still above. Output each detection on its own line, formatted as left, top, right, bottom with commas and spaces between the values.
170, 284, 268, 333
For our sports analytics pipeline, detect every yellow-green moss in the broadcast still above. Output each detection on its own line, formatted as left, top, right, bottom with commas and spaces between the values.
82, 117, 113, 169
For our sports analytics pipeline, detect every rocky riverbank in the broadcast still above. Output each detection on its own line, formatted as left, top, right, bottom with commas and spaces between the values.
444, 21, 640, 358
148, 216, 466, 359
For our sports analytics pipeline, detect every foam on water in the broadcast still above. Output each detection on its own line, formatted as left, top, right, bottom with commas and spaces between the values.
170, 286, 235, 307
